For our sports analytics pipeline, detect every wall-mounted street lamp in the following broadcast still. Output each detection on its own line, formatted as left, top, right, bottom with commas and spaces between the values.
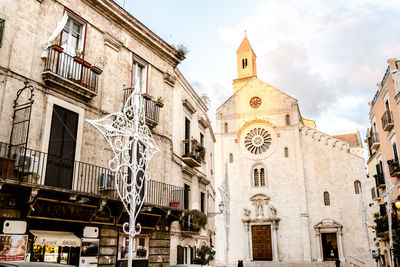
207, 202, 225, 218
395, 196, 400, 210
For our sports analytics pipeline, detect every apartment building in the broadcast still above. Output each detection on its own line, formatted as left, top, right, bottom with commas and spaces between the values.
366, 58, 400, 266
0, 0, 215, 266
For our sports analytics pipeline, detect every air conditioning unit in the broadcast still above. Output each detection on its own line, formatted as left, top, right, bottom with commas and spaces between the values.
12, 153, 39, 173
83, 226, 99, 238
99, 173, 115, 190
3, 220, 27, 234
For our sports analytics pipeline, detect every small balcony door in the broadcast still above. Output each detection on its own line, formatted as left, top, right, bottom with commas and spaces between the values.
184, 118, 190, 155
45, 105, 78, 189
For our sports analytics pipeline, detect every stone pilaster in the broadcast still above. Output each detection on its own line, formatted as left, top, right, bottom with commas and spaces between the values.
99, 226, 118, 267
148, 229, 170, 267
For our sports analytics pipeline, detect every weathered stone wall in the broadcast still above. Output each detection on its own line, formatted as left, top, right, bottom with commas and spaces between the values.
99, 226, 118, 267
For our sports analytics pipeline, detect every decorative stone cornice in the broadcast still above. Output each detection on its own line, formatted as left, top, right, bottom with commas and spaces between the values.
198, 117, 209, 129
163, 71, 176, 87
182, 99, 196, 115
104, 32, 122, 52
182, 166, 196, 176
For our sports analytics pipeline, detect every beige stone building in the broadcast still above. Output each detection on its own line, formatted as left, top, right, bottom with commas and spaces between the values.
0, 0, 215, 266
214, 36, 371, 266
366, 58, 400, 267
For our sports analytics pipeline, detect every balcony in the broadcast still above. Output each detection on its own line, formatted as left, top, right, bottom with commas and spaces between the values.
374, 172, 386, 188
387, 159, 400, 177
0, 142, 184, 209
368, 132, 380, 149
42, 45, 102, 101
182, 139, 204, 168
381, 111, 394, 132
123, 88, 162, 128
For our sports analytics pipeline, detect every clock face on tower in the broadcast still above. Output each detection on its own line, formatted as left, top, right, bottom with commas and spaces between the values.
239, 121, 277, 160
250, 97, 262, 108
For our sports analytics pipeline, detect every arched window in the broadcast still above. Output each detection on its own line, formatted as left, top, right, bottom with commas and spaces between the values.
354, 180, 361, 194
260, 168, 265, 186
229, 153, 233, 163
323, 191, 330, 206
253, 166, 266, 187
286, 114, 290, 126
224, 122, 228, 133
253, 169, 259, 186
284, 147, 289, 158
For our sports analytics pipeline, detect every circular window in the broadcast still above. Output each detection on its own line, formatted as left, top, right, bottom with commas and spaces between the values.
244, 128, 272, 154
250, 97, 262, 108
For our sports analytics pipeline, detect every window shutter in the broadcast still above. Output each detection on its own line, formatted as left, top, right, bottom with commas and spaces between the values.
177, 245, 184, 264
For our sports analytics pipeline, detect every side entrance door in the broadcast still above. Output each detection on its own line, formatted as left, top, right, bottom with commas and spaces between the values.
45, 105, 78, 189
251, 225, 273, 261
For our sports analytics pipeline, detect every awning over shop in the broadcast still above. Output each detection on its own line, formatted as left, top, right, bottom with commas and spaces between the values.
30, 230, 81, 247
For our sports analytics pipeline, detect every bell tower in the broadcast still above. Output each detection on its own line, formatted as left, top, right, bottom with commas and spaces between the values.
236, 34, 257, 79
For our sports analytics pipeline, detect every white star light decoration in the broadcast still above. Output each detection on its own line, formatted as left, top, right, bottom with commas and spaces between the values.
86, 88, 160, 238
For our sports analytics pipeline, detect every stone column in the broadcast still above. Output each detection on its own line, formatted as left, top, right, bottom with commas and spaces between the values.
337, 229, 345, 262
243, 221, 250, 261
316, 232, 323, 262
272, 223, 279, 261
99, 226, 118, 267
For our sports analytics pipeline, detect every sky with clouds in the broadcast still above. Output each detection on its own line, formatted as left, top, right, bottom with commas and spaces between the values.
116, 0, 400, 138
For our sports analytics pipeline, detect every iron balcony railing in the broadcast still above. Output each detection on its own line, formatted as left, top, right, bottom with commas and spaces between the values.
182, 139, 204, 167
374, 172, 386, 188
387, 160, 400, 177
368, 131, 380, 149
381, 110, 394, 131
0, 142, 184, 209
123, 88, 161, 127
44, 46, 101, 93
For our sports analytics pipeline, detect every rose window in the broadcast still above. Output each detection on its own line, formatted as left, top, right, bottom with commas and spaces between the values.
244, 128, 272, 154
250, 97, 262, 108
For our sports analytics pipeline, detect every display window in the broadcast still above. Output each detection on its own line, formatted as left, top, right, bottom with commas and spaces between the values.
118, 233, 149, 260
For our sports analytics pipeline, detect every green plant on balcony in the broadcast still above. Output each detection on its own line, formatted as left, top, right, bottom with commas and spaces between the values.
192, 245, 215, 265
156, 96, 164, 107
182, 209, 207, 231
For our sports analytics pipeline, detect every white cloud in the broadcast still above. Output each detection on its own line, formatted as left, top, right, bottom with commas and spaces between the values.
196, 0, 400, 136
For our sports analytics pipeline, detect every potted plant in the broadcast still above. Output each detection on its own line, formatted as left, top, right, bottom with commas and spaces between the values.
182, 209, 207, 231
51, 44, 64, 53
175, 44, 188, 60
192, 245, 215, 265
91, 65, 103, 74
142, 93, 152, 100
74, 49, 84, 64
156, 96, 164, 107
83, 61, 92, 68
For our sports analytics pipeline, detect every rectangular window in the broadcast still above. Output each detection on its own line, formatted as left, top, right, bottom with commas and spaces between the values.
200, 192, 205, 213
0, 19, 5, 48
61, 15, 85, 56
393, 142, 398, 162
200, 133, 204, 147
132, 58, 148, 94
184, 184, 190, 210
184, 118, 191, 155
371, 187, 376, 199
380, 204, 387, 216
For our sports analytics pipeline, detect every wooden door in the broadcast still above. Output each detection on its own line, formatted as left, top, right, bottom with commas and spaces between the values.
45, 105, 78, 189
251, 225, 272, 261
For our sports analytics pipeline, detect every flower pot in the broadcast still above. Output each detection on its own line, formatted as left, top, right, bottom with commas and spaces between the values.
142, 93, 152, 100
156, 102, 164, 108
83, 61, 92, 68
74, 56, 84, 64
91, 66, 103, 74
51, 44, 64, 53
170, 201, 179, 208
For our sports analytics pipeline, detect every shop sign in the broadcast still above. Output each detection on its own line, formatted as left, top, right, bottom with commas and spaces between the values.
0, 234, 28, 261
90, 206, 115, 224
28, 198, 96, 223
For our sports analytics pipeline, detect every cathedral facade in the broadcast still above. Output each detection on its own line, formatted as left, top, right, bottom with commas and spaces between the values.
214, 36, 371, 266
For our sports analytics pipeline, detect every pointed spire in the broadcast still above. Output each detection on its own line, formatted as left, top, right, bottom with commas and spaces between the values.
236, 34, 255, 55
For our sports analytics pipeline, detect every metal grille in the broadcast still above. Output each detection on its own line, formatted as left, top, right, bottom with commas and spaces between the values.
0, 19, 4, 48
